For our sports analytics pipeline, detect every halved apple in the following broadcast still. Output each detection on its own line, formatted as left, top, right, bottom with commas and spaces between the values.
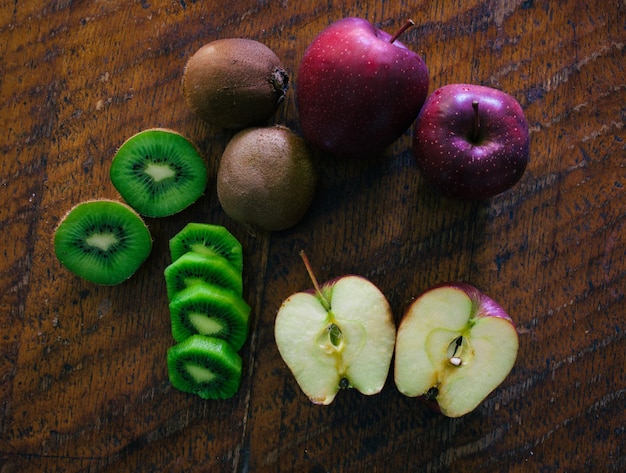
394, 282, 519, 417
274, 252, 396, 405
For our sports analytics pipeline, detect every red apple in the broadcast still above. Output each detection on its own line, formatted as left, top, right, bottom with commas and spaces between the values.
394, 282, 519, 417
296, 18, 429, 159
413, 83, 529, 200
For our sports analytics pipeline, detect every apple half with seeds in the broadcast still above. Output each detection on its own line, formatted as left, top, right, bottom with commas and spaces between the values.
275, 252, 396, 405
394, 282, 519, 417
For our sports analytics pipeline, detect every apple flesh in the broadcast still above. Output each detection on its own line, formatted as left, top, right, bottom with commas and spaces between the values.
413, 83, 529, 200
274, 252, 396, 404
296, 17, 429, 159
394, 282, 518, 417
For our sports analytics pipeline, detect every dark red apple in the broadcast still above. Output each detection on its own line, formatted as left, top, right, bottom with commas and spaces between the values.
296, 18, 429, 159
413, 83, 530, 200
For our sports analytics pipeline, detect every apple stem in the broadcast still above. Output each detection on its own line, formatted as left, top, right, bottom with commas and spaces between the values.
471, 100, 481, 142
299, 250, 331, 311
389, 19, 415, 44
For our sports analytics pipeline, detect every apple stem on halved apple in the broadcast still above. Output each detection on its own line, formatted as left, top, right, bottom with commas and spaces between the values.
470, 100, 481, 142
389, 19, 415, 44
299, 250, 331, 311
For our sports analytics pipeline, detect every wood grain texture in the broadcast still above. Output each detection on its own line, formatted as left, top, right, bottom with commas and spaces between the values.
1, 0, 624, 471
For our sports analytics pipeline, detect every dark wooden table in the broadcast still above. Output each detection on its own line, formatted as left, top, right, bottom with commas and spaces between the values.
1, 1, 624, 471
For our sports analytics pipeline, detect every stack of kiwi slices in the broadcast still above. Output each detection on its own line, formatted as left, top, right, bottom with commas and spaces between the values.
164, 223, 251, 400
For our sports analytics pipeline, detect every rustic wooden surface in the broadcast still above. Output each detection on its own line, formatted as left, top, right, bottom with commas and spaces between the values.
1, 0, 625, 471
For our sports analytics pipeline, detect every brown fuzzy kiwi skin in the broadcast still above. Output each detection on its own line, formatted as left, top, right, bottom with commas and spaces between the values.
182, 38, 289, 129
216, 125, 318, 232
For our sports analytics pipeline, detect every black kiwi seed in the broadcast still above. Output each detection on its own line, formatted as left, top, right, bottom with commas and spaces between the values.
110, 128, 208, 218
167, 334, 242, 400
169, 223, 243, 273
182, 38, 289, 129
169, 282, 251, 351
53, 199, 152, 285
164, 252, 243, 301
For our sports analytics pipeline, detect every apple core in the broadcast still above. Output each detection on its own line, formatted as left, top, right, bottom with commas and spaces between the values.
317, 323, 344, 353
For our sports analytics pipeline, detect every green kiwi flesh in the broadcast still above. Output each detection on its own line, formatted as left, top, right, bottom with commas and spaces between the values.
182, 38, 289, 129
164, 252, 243, 301
110, 128, 208, 218
54, 199, 152, 285
169, 223, 243, 273
167, 334, 242, 399
216, 125, 318, 231
169, 282, 250, 350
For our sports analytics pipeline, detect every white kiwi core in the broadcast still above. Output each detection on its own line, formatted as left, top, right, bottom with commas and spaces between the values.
86, 233, 118, 252
144, 162, 176, 182
186, 364, 216, 383
190, 313, 223, 335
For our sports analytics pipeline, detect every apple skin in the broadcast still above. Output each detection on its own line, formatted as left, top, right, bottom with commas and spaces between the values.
274, 274, 396, 405
296, 17, 429, 159
394, 281, 519, 417
413, 84, 529, 200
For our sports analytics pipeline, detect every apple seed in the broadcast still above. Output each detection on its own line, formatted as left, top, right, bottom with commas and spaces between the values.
447, 335, 472, 366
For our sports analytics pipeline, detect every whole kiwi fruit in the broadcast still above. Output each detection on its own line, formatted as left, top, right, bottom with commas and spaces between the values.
182, 38, 289, 129
216, 125, 318, 232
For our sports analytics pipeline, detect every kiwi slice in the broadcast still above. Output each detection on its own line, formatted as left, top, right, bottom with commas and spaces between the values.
169, 283, 250, 350
169, 223, 243, 273
182, 38, 289, 129
110, 128, 208, 218
167, 334, 242, 399
164, 252, 243, 301
53, 199, 152, 285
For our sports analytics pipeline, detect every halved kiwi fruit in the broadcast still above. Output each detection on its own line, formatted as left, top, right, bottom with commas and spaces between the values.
164, 252, 243, 301
169, 282, 250, 351
169, 223, 243, 273
110, 128, 208, 218
182, 38, 289, 129
167, 334, 242, 399
53, 199, 152, 285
